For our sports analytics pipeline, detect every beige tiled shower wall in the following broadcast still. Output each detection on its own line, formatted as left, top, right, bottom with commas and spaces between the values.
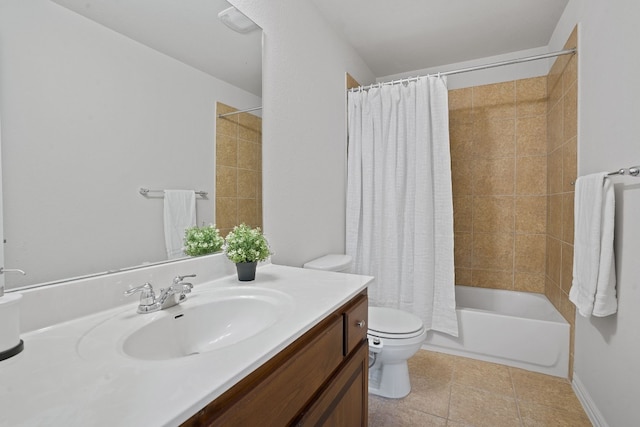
215, 102, 263, 237
450, 76, 548, 292
450, 26, 578, 376
546, 27, 578, 375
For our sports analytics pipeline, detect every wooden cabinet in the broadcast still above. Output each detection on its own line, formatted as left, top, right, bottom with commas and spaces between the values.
294, 342, 368, 426
182, 291, 368, 427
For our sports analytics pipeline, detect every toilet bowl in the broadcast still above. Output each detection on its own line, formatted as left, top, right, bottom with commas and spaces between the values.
303, 254, 427, 398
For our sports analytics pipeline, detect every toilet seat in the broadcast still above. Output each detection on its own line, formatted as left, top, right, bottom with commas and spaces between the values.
368, 328, 425, 340
368, 306, 425, 339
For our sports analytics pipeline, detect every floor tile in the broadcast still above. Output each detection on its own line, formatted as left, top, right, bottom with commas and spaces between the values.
519, 401, 592, 426
453, 357, 515, 397
408, 349, 456, 383
368, 351, 591, 427
369, 396, 447, 427
396, 375, 451, 418
510, 368, 583, 412
446, 420, 475, 427
448, 383, 520, 427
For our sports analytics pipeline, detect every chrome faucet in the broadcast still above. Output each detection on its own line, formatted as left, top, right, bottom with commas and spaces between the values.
158, 274, 196, 308
0, 267, 26, 298
124, 274, 196, 314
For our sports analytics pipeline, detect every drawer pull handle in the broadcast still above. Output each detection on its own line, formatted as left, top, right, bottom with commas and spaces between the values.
356, 320, 366, 328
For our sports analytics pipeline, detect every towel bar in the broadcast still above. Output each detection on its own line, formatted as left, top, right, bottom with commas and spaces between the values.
139, 188, 208, 197
570, 165, 640, 186
607, 165, 639, 177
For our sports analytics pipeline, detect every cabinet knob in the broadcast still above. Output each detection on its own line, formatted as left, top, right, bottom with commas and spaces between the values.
356, 320, 366, 328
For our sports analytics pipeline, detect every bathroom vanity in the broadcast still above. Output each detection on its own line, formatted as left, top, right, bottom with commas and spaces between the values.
0, 259, 372, 426
184, 291, 369, 426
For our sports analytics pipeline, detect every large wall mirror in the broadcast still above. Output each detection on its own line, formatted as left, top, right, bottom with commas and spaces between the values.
0, 0, 262, 289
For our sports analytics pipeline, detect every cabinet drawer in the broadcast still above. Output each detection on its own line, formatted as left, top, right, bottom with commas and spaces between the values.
343, 294, 368, 356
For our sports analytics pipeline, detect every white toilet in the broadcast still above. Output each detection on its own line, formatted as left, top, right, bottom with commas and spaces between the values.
303, 254, 427, 398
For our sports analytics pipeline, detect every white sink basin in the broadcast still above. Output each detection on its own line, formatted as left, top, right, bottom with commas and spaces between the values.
77, 286, 294, 361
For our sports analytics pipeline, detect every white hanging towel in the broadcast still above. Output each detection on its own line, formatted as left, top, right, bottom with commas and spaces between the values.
163, 190, 196, 259
569, 173, 617, 317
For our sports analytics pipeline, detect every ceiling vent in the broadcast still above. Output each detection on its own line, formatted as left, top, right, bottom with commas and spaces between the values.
218, 6, 259, 34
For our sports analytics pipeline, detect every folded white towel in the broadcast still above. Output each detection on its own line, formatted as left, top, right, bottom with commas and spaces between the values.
163, 190, 196, 259
569, 173, 617, 317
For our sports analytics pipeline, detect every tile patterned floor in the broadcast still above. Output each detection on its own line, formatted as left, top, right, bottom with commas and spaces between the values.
368, 350, 592, 427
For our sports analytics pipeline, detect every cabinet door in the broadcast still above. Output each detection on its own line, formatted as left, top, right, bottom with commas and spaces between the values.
185, 314, 344, 427
297, 340, 368, 426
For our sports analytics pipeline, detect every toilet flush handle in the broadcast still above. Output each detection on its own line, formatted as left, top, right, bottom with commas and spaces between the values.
356, 320, 366, 328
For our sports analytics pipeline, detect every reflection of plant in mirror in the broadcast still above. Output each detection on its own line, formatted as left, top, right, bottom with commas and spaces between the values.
183, 225, 224, 256
225, 224, 271, 263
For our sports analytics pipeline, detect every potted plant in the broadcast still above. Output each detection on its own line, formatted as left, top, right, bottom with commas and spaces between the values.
224, 224, 271, 281
183, 224, 224, 256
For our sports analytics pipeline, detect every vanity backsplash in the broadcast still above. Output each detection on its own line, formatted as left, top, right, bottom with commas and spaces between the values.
12, 254, 236, 333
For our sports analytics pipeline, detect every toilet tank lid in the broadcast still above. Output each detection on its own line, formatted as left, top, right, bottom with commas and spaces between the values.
303, 254, 352, 271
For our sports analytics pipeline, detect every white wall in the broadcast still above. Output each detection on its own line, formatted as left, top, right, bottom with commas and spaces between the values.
229, 0, 376, 267
0, 0, 261, 287
550, 1, 640, 426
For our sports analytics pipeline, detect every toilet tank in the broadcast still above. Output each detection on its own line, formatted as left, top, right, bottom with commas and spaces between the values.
303, 254, 352, 273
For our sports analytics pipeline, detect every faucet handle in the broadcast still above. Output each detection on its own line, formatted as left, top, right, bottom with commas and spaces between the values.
124, 283, 156, 306
124, 283, 162, 314
179, 282, 194, 294
173, 274, 196, 284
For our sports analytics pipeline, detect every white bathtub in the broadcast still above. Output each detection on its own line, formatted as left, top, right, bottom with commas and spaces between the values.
422, 285, 570, 378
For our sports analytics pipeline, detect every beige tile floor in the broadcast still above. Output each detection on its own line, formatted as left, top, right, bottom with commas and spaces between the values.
368, 350, 592, 427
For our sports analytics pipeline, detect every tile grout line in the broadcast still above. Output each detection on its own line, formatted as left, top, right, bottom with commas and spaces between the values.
508, 366, 526, 427
512, 84, 518, 291
469, 86, 475, 287
445, 355, 456, 423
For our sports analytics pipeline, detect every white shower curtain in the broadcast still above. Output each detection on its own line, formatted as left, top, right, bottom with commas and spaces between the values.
346, 76, 458, 336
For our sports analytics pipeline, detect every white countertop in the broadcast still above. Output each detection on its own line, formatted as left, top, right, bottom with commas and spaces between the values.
0, 264, 372, 427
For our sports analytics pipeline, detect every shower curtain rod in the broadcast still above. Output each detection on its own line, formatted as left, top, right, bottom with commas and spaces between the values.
217, 106, 262, 118
350, 48, 577, 92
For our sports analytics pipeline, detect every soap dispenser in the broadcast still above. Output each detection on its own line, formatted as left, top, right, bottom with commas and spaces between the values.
0, 268, 26, 361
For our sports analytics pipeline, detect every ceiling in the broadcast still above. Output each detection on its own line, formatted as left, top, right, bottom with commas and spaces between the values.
48, 1, 569, 92
310, 0, 570, 78
51, 0, 262, 96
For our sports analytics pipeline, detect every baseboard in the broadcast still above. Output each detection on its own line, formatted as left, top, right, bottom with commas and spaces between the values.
572, 373, 609, 427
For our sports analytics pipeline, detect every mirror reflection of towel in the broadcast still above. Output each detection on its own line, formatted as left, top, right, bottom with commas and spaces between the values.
164, 190, 196, 259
